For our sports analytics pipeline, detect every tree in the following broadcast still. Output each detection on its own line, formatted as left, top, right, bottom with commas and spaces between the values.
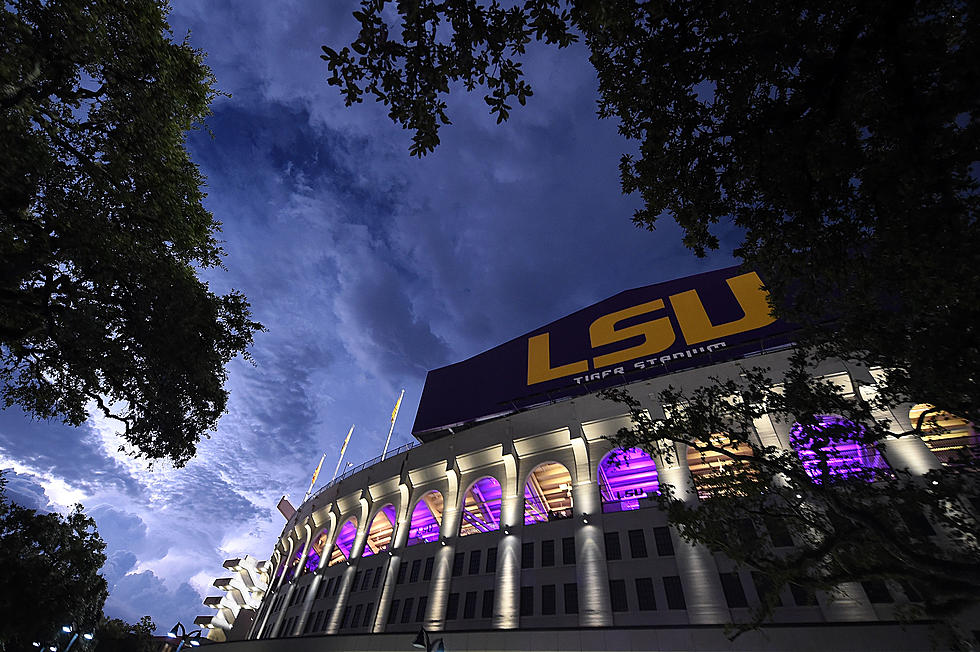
95, 615, 158, 652
322, 0, 980, 637
0, 474, 108, 649
321, 0, 979, 426
1, 0, 263, 466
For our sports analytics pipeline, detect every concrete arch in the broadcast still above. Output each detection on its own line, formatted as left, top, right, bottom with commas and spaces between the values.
457, 473, 505, 537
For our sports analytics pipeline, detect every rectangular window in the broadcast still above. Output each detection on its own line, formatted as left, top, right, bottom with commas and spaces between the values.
396, 563, 407, 585
764, 516, 794, 548
604, 531, 622, 561
351, 604, 363, 628
469, 549, 482, 575
861, 580, 895, 604
340, 606, 351, 629
635, 577, 657, 611
446, 592, 460, 620
363, 603, 374, 628
664, 576, 686, 609
312, 611, 324, 632
522, 541, 535, 568
401, 597, 415, 624
323, 609, 332, 631
628, 529, 648, 558
353, 571, 362, 592
463, 591, 477, 619
720, 572, 748, 608
423, 556, 434, 581
388, 600, 400, 625
332, 576, 341, 596
373, 567, 383, 588
653, 527, 674, 556
362, 568, 373, 591
482, 589, 495, 618
541, 540, 555, 567
410, 559, 422, 583
541, 584, 556, 615
486, 547, 498, 574
314, 582, 324, 600
520, 585, 534, 617
562, 536, 576, 565
563, 583, 579, 614
452, 552, 465, 577
416, 596, 428, 622
789, 583, 817, 606
609, 579, 629, 612
324, 577, 334, 597
750, 571, 783, 607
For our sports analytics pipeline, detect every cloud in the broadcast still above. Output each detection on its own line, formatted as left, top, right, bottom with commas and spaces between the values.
1, 469, 50, 511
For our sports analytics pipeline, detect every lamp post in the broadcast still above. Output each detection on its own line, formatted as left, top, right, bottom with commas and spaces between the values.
411, 627, 446, 652
167, 622, 203, 651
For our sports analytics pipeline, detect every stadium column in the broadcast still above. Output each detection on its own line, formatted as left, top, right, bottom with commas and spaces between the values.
493, 448, 522, 629
568, 421, 612, 627
424, 464, 462, 630
249, 552, 283, 639
655, 440, 730, 624
291, 525, 321, 635
267, 538, 298, 637
373, 482, 412, 632
327, 500, 371, 634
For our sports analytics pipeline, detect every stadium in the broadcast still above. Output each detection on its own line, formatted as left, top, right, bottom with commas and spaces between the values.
197, 266, 976, 651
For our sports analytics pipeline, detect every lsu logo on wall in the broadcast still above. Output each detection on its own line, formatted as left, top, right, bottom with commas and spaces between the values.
526, 271, 774, 385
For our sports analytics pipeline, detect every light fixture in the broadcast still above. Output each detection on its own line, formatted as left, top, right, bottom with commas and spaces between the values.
62, 626, 72, 633
412, 628, 427, 649
32, 643, 40, 648
582, 513, 589, 524
49, 647, 57, 652
82, 634, 94, 641
167, 624, 180, 638
189, 641, 200, 647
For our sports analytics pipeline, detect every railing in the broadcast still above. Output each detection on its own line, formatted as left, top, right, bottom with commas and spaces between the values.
309, 440, 420, 502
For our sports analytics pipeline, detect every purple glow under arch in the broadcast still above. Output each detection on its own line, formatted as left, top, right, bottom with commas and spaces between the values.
791, 415, 890, 482
459, 476, 502, 537
408, 490, 443, 546
598, 448, 659, 513
362, 504, 397, 557
329, 518, 358, 566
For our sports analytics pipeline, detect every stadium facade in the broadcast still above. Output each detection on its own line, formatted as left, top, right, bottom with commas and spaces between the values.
199, 267, 976, 651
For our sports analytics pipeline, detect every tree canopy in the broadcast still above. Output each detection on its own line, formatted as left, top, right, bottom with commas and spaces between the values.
1, 0, 262, 466
322, 0, 979, 426
0, 475, 108, 649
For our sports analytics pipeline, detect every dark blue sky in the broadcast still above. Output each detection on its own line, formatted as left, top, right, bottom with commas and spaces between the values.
0, 1, 737, 632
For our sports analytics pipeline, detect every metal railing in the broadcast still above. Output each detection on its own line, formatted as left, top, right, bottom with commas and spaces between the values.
309, 440, 420, 501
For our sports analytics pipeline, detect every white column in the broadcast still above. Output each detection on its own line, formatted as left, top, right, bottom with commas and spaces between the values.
493, 457, 523, 629
572, 481, 612, 626
289, 529, 315, 635
373, 488, 412, 632
326, 515, 370, 634
266, 541, 297, 638
425, 469, 462, 630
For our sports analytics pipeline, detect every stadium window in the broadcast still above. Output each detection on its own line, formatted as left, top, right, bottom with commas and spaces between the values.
373, 567, 383, 588
599, 448, 660, 512
423, 556, 434, 581
459, 476, 503, 537
541, 584, 556, 615
790, 415, 890, 483
387, 600, 400, 625
609, 579, 629, 612
664, 576, 686, 609
364, 603, 375, 628
604, 531, 622, 560
564, 583, 579, 614
862, 580, 895, 604
750, 571, 783, 607
407, 490, 444, 546
628, 529, 648, 558
340, 606, 351, 629
452, 552, 465, 576
524, 462, 574, 524
401, 597, 415, 624
719, 572, 748, 608
469, 549, 482, 575
486, 547, 498, 573
522, 541, 535, 568
446, 592, 460, 620
332, 576, 341, 596
396, 562, 407, 585
324, 577, 335, 596
910, 403, 979, 466
416, 596, 428, 622
353, 571, 362, 592
312, 610, 323, 632
410, 558, 422, 582
520, 585, 534, 617
463, 591, 477, 619
351, 604, 363, 628
789, 583, 817, 606
635, 577, 657, 611
764, 516, 794, 548
561, 537, 575, 565
653, 527, 674, 556
541, 539, 555, 567
482, 589, 495, 618
322, 609, 332, 631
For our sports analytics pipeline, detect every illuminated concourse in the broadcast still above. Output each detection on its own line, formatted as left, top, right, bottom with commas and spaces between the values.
198, 268, 977, 651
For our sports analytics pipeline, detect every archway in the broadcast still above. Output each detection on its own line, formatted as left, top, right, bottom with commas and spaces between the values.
459, 476, 502, 537
329, 517, 358, 566
407, 490, 443, 546
362, 504, 397, 556
910, 404, 978, 466
790, 415, 889, 482
523, 461, 573, 525
598, 448, 659, 513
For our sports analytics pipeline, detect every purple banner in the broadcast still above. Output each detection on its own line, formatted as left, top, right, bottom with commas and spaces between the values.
412, 266, 797, 439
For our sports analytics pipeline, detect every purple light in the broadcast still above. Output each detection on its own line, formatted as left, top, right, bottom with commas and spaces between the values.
408, 491, 443, 546
523, 462, 573, 525
599, 448, 659, 513
330, 518, 358, 566
303, 548, 319, 574
791, 415, 890, 482
362, 504, 397, 556
460, 476, 502, 537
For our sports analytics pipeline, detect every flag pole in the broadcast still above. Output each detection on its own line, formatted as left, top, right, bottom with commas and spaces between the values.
382, 389, 405, 461
332, 425, 355, 482
303, 452, 326, 503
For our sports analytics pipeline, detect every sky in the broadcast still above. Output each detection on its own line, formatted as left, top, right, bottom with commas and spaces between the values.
0, 0, 737, 633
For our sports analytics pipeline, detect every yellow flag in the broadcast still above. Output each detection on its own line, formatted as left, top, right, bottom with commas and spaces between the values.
390, 390, 404, 423
310, 453, 325, 486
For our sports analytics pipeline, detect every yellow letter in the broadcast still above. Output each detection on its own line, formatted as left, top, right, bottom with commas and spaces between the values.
670, 271, 775, 345
527, 332, 589, 385
589, 299, 676, 369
